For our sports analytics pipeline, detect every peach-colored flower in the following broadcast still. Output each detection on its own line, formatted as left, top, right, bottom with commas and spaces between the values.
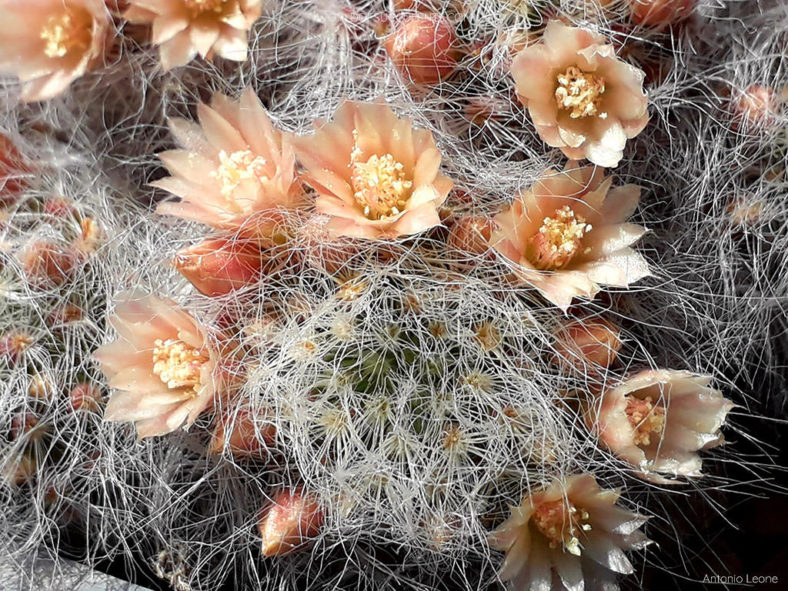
511, 21, 649, 167
124, 0, 262, 70
491, 162, 650, 310
587, 369, 734, 483
0, 0, 113, 102
93, 292, 219, 439
292, 100, 453, 239
153, 88, 303, 237
490, 474, 650, 591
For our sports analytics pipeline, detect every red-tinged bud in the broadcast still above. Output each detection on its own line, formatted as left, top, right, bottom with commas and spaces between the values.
258, 488, 324, 557
629, 0, 694, 27
0, 330, 35, 365
0, 133, 29, 204
447, 215, 496, 256
553, 319, 622, 374
384, 13, 459, 85
49, 303, 84, 326
731, 84, 778, 131
726, 196, 764, 227
173, 237, 265, 297
208, 406, 276, 457
70, 382, 103, 413
20, 240, 77, 286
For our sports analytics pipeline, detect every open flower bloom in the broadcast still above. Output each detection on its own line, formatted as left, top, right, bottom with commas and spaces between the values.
511, 21, 649, 167
492, 162, 650, 310
124, 0, 262, 70
93, 292, 219, 439
292, 100, 453, 239
587, 370, 734, 484
490, 474, 650, 591
0, 0, 113, 102
153, 88, 303, 238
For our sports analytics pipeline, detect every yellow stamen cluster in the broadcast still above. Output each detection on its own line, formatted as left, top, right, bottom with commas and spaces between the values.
527, 205, 591, 271
532, 499, 592, 556
211, 149, 268, 200
40, 11, 90, 59
555, 66, 606, 119
626, 395, 666, 447
152, 339, 208, 393
350, 140, 412, 220
183, 0, 229, 17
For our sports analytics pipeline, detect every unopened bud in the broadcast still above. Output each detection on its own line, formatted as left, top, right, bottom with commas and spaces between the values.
28, 373, 55, 400
258, 488, 324, 557
553, 319, 622, 374
448, 215, 496, 256
0, 133, 29, 204
628, 0, 694, 27
208, 406, 276, 458
21, 240, 77, 286
49, 303, 84, 326
70, 382, 103, 413
731, 84, 778, 131
173, 237, 265, 297
385, 13, 459, 85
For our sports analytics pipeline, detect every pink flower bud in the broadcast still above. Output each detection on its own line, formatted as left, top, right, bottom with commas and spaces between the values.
447, 215, 496, 256
42, 197, 76, 218
0, 330, 36, 365
384, 13, 459, 85
0, 133, 29, 204
208, 406, 276, 458
20, 240, 77, 287
553, 318, 622, 374
173, 237, 266, 297
629, 0, 694, 27
258, 488, 324, 557
69, 382, 103, 413
49, 303, 84, 326
731, 84, 778, 130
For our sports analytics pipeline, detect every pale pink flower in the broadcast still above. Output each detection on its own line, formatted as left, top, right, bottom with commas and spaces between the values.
124, 0, 262, 70
93, 292, 219, 439
153, 88, 303, 237
292, 100, 454, 239
491, 162, 650, 310
587, 370, 734, 484
490, 474, 650, 591
0, 0, 113, 102
511, 21, 649, 167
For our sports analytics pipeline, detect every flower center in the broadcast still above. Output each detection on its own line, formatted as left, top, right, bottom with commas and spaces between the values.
40, 9, 91, 59
626, 395, 666, 447
211, 149, 268, 200
350, 143, 412, 221
183, 0, 229, 16
532, 499, 591, 556
555, 66, 606, 119
526, 205, 591, 271
152, 339, 209, 393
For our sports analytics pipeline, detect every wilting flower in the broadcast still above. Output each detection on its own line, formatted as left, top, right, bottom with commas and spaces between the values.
258, 488, 324, 556
93, 293, 219, 439
154, 87, 303, 236
492, 162, 650, 310
292, 100, 453, 239
490, 474, 650, 591
511, 21, 649, 167
124, 0, 262, 70
587, 370, 734, 483
0, 0, 113, 102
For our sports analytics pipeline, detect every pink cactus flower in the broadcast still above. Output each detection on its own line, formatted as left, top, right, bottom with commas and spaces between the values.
124, 0, 262, 70
0, 0, 113, 102
587, 369, 735, 483
510, 21, 649, 167
491, 162, 650, 310
490, 473, 650, 591
153, 87, 304, 238
93, 292, 220, 439
292, 100, 454, 239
